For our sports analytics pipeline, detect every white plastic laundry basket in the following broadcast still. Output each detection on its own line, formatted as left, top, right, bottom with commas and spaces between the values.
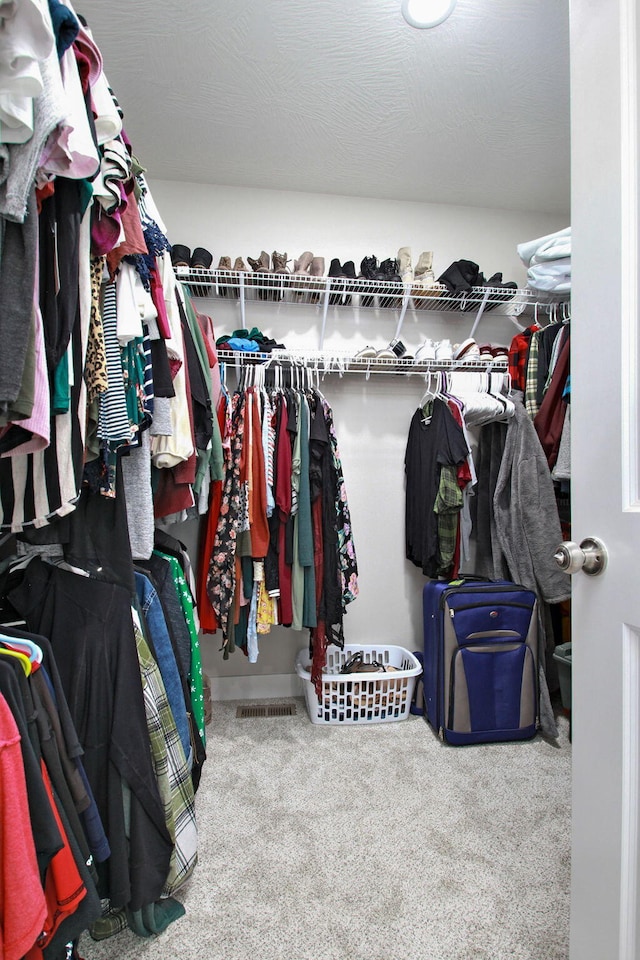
295, 644, 422, 725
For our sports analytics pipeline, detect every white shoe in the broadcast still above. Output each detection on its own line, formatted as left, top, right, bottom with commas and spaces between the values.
397, 246, 413, 284
435, 339, 453, 361
415, 338, 436, 361
453, 338, 480, 360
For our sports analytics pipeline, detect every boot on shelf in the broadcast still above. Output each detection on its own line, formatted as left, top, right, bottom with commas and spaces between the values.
291, 251, 314, 299
412, 251, 439, 309
248, 250, 273, 300
271, 250, 289, 300
377, 257, 402, 309
397, 246, 413, 284
342, 260, 357, 306
217, 255, 232, 297
358, 255, 378, 307
190, 247, 213, 297
328, 258, 346, 306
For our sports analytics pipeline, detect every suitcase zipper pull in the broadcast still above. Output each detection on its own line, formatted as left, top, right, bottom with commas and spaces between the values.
449, 609, 455, 619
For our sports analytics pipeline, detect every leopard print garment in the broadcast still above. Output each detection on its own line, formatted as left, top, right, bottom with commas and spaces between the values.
84, 255, 109, 401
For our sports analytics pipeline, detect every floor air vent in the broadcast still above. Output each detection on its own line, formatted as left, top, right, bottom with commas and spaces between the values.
236, 703, 297, 719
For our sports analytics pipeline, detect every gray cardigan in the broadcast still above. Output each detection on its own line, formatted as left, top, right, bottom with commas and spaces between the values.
492, 393, 570, 738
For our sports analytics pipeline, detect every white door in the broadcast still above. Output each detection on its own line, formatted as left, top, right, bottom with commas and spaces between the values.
570, 1, 640, 957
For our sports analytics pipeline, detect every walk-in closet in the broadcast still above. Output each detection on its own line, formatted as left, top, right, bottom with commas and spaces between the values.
1, 1, 636, 959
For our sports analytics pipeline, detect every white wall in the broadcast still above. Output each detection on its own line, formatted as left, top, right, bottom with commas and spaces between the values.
151, 179, 567, 699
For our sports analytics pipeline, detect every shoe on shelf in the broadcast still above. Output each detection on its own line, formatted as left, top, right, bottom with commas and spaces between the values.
389, 338, 407, 358
342, 260, 357, 305
398, 246, 413, 284
412, 251, 439, 307
171, 245, 192, 285
376, 257, 402, 308
482, 272, 518, 311
189, 246, 213, 296
272, 250, 289, 274
292, 251, 314, 299
217, 255, 232, 297
191, 247, 213, 269
375, 348, 397, 360
415, 338, 436, 363
452, 338, 481, 361
271, 250, 289, 300
248, 250, 274, 300
328, 258, 346, 306
308, 256, 325, 303
358, 255, 378, 307
435, 338, 453, 361
353, 345, 377, 360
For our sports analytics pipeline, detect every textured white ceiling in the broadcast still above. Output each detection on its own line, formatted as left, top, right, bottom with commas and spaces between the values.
79, 0, 570, 215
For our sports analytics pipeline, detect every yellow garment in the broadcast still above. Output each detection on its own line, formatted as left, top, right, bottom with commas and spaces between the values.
256, 580, 277, 635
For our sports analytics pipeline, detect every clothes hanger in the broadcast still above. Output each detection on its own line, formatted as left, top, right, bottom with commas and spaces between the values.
0, 633, 43, 664
0, 645, 32, 676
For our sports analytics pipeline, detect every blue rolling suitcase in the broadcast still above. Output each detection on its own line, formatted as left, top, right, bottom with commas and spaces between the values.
422, 578, 538, 745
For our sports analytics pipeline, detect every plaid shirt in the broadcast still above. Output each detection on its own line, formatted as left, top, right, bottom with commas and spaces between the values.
509, 324, 539, 393
524, 329, 542, 418
434, 464, 463, 575
134, 622, 198, 897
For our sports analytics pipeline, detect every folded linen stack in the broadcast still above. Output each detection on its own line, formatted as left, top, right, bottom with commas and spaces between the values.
517, 226, 571, 295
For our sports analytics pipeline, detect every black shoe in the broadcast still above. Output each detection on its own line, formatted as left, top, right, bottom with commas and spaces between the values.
376, 257, 402, 308
358, 255, 378, 306
342, 260, 357, 305
190, 246, 213, 297
482, 272, 518, 311
328, 258, 346, 305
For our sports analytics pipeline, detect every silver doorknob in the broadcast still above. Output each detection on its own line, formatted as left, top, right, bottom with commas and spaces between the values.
554, 537, 608, 576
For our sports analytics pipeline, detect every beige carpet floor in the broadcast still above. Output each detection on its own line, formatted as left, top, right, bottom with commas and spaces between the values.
81, 698, 571, 960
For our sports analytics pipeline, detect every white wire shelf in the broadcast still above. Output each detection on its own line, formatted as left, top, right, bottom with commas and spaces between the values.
217, 347, 510, 376
176, 266, 536, 314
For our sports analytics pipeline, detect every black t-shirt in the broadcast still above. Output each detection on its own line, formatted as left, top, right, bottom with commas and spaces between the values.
405, 398, 469, 577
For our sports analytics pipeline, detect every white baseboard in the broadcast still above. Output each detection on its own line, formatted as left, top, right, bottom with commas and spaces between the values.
210, 673, 304, 702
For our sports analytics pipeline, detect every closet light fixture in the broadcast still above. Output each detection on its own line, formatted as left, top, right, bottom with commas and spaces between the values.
401, 0, 457, 29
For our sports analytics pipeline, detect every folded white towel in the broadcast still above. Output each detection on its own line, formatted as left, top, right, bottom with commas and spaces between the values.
527, 257, 571, 293
530, 236, 571, 264
517, 227, 571, 267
